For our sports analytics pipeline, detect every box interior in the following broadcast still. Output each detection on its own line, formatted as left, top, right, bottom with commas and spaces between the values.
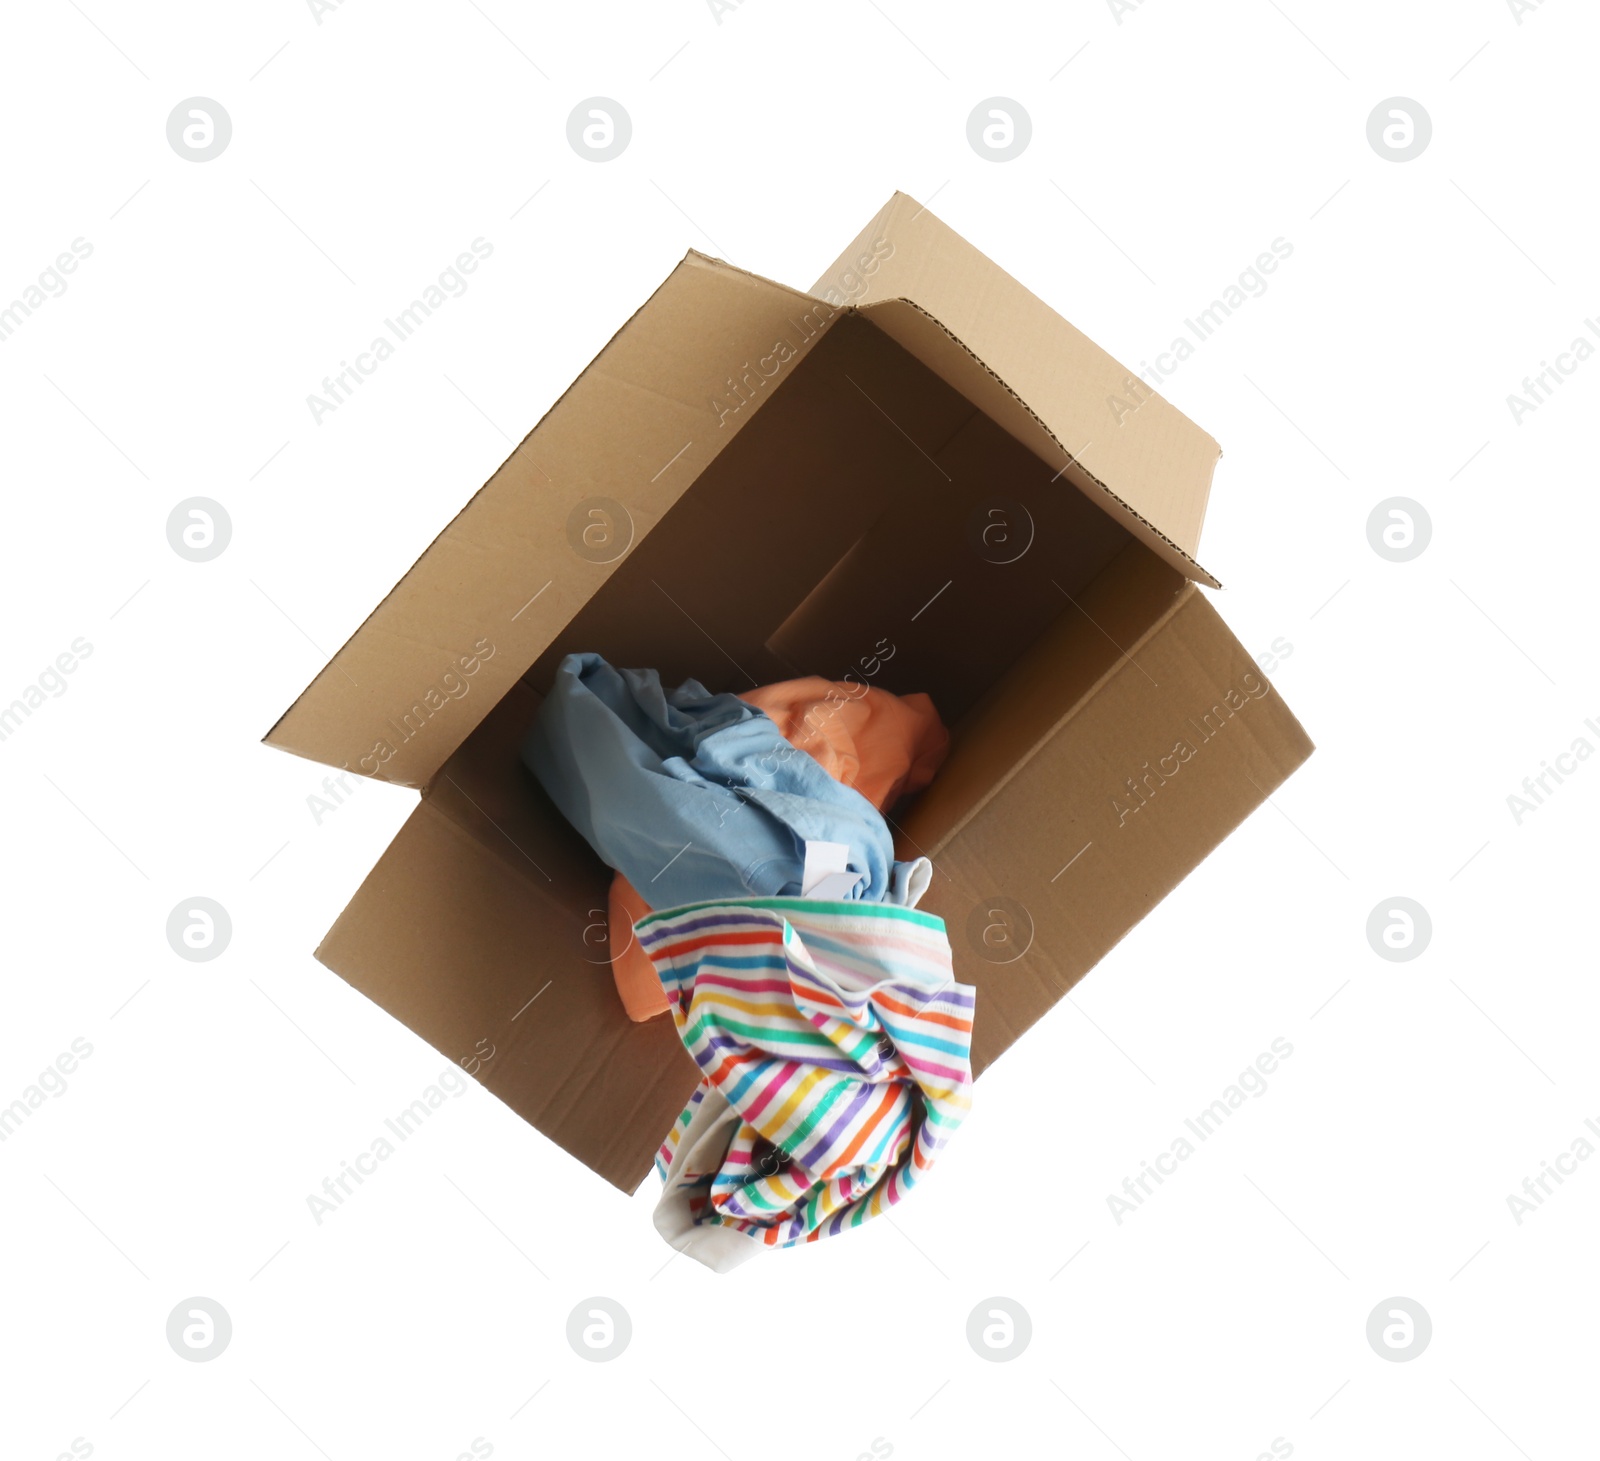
504, 306, 1143, 831
396, 309, 1188, 1157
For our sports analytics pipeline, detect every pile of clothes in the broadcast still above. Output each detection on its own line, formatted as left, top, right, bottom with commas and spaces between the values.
522, 652, 976, 1271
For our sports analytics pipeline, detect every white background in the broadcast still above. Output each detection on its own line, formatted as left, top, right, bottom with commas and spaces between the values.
2, 1, 1596, 1458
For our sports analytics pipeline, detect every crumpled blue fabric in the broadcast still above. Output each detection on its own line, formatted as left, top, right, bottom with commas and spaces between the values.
522, 652, 927, 910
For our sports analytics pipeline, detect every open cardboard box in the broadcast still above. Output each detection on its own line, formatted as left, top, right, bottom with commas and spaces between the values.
264, 192, 1314, 1192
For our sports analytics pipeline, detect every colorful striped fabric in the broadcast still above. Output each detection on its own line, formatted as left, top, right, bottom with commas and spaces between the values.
637, 896, 975, 1268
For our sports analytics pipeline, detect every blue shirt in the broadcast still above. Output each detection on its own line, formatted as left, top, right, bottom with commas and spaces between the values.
522, 653, 924, 910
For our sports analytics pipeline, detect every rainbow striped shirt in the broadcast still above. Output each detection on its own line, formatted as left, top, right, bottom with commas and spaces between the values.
638, 897, 975, 1259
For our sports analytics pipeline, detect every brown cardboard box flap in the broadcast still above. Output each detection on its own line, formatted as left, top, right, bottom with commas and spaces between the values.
812, 192, 1222, 581
856, 297, 1220, 589
262, 251, 846, 787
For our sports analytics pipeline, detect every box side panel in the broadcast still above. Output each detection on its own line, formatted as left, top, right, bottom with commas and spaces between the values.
315, 791, 699, 1193
908, 584, 1315, 1076
813, 193, 1221, 566
264, 253, 843, 788
895, 540, 1188, 859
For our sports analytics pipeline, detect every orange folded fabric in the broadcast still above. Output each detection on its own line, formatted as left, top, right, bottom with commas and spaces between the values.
606, 678, 949, 1020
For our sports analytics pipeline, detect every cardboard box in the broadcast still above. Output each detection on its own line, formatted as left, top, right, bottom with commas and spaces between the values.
264, 191, 1314, 1193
